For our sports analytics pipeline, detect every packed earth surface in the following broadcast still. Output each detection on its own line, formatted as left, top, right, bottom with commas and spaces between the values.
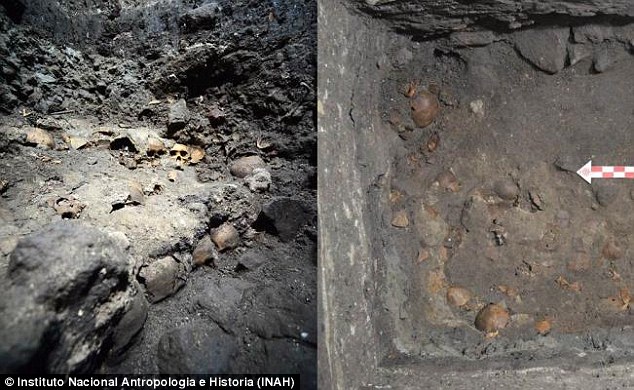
319, 1, 634, 388
379, 21, 634, 358
0, 0, 316, 386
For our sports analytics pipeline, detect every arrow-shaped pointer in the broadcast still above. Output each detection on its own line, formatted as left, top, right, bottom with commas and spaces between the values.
576, 160, 634, 184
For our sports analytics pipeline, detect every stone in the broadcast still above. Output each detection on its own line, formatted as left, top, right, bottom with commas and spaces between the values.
229, 155, 266, 178
182, 2, 222, 31
567, 252, 591, 272
138, 256, 188, 303
595, 184, 619, 206
210, 223, 240, 251
34, 72, 57, 84
236, 250, 267, 271
0, 222, 144, 373
446, 287, 472, 307
192, 235, 218, 266
572, 25, 614, 43
450, 31, 496, 47
554, 154, 585, 173
494, 179, 519, 201
157, 323, 238, 374
393, 47, 413, 68
365, 0, 396, 5
263, 339, 317, 389
245, 167, 272, 192
391, 210, 409, 228
469, 99, 485, 117
246, 286, 316, 343
110, 292, 148, 356
0, 291, 50, 373
195, 277, 254, 331
167, 99, 190, 134
593, 48, 612, 73
602, 239, 623, 260
514, 28, 569, 74
567, 44, 591, 66
257, 198, 310, 242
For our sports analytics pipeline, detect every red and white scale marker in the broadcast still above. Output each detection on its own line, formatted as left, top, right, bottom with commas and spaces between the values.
577, 160, 634, 184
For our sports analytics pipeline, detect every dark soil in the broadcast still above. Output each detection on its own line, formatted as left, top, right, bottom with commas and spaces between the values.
0, 0, 316, 386
378, 24, 634, 358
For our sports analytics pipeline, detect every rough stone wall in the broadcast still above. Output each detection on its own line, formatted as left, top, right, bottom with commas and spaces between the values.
353, 0, 634, 38
318, 0, 396, 387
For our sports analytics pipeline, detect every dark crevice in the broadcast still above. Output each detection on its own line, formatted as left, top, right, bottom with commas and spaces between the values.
354, 4, 634, 42
0, 0, 25, 23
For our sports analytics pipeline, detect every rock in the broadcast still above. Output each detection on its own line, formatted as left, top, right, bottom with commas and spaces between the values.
195, 277, 254, 331
167, 99, 190, 134
365, 0, 394, 5
263, 339, 317, 389
535, 319, 552, 335
256, 198, 311, 242
469, 99, 485, 117
192, 235, 218, 266
567, 252, 591, 272
246, 286, 316, 343
127, 181, 145, 206
157, 323, 238, 374
245, 167, 272, 192
353, 2, 632, 40
229, 155, 266, 178
602, 239, 623, 260
210, 223, 240, 251
567, 44, 591, 66
572, 25, 614, 44
138, 256, 188, 303
593, 48, 612, 73
493, 179, 519, 201
450, 31, 496, 47
435, 170, 459, 192
556, 210, 571, 228
0, 292, 51, 373
236, 250, 267, 271
34, 72, 57, 84
393, 47, 413, 68
446, 287, 472, 307
514, 28, 569, 74
110, 292, 148, 356
391, 210, 409, 228
0, 222, 144, 373
182, 2, 222, 31
595, 184, 619, 206
554, 154, 585, 173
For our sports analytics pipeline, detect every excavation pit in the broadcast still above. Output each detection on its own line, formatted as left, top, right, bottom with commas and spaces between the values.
319, 1, 634, 388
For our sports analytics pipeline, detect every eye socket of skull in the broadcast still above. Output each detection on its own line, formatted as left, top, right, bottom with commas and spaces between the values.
179, 150, 189, 157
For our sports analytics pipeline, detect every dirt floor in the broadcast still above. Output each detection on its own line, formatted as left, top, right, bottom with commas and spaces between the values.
0, 0, 316, 385
319, 2, 634, 386
378, 25, 634, 358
